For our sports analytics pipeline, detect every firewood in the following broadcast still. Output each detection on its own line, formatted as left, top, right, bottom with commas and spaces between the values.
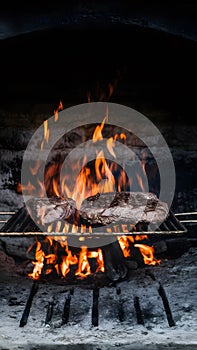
101, 240, 128, 281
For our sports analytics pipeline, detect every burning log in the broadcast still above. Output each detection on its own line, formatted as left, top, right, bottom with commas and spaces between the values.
101, 240, 128, 281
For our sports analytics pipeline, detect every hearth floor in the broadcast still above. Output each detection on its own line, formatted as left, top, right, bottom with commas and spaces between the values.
0, 247, 196, 350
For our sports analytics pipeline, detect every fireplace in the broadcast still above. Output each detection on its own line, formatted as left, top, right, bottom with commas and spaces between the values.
0, 105, 196, 348
0, 1, 197, 349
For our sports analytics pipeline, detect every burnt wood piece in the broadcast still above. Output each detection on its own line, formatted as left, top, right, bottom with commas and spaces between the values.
134, 296, 144, 325
116, 287, 124, 322
19, 281, 39, 327
126, 245, 145, 268
101, 240, 128, 281
92, 288, 99, 327
165, 238, 190, 259
158, 283, 175, 327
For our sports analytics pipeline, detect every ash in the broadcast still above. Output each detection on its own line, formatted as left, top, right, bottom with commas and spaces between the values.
0, 247, 196, 350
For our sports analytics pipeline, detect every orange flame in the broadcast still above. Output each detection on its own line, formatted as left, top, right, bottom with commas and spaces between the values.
54, 100, 63, 122
136, 173, 145, 192
29, 160, 42, 176
28, 240, 45, 280
16, 181, 36, 194
118, 235, 160, 265
134, 243, 161, 266
92, 114, 108, 143
106, 137, 116, 158
61, 242, 78, 277
29, 238, 105, 280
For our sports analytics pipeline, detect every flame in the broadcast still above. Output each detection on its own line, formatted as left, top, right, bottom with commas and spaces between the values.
22, 108, 146, 214
29, 238, 105, 280
136, 173, 145, 192
28, 240, 45, 280
92, 114, 108, 143
29, 160, 42, 176
54, 101, 63, 122
16, 181, 36, 194
26, 105, 157, 280
75, 246, 91, 277
141, 150, 147, 176
61, 243, 78, 277
134, 244, 161, 266
118, 235, 160, 265
118, 236, 131, 258
106, 137, 116, 158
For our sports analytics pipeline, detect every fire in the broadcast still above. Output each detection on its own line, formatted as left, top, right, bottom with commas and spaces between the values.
24, 103, 159, 281
134, 244, 160, 265
29, 160, 42, 176
54, 100, 63, 122
28, 240, 45, 280
16, 181, 36, 194
29, 237, 105, 280
118, 235, 160, 266
92, 113, 108, 143
136, 173, 145, 192
20, 106, 147, 212
40, 120, 50, 150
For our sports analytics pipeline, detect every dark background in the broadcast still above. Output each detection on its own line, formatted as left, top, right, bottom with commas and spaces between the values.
0, 1, 196, 213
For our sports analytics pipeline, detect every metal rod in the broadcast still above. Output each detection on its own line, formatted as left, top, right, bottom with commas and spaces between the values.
45, 299, 54, 325
158, 282, 175, 327
62, 289, 74, 325
146, 270, 175, 327
134, 296, 144, 325
19, 281, 39, 327
175, 212, 197, 216
0, 229, 187, 236
116, 287, 124, 322
179, 220, 197, 223
0, 212, 15, 215
92, 288, 99, 327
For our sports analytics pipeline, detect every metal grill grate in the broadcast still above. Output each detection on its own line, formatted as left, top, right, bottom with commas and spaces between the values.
0, 208, 187, 236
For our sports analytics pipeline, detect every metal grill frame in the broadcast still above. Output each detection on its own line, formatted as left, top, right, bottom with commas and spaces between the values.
0, 210, 187, 236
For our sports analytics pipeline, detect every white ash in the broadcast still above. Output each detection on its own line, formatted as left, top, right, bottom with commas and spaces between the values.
0, 248, 196, 349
